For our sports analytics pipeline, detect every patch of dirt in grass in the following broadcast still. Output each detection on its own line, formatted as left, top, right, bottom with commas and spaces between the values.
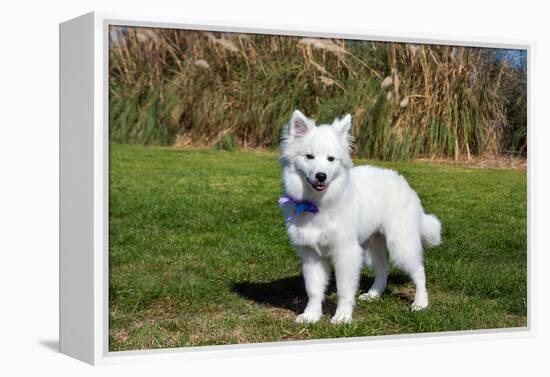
141, 298, 181, 323
391, 286, 416, 302
186, 311, 255, 345
112, 329, 129, 343
416, 156, 526, 170
188, 323, 249, 345
281, 326, 312, 341
110, 298, 185, 349
266, 307, 295, 320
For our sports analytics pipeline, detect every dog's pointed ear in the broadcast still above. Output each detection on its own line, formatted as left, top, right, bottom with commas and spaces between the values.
334, 114, 352, 136
341, 114, 352, 135
289, 110, 314, 138
333, 114, 354, 153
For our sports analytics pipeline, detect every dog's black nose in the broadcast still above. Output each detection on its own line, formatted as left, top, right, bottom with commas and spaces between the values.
315, 172, 327, 182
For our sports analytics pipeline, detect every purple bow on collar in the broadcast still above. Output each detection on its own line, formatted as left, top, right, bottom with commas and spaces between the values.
278, 195, 319, 222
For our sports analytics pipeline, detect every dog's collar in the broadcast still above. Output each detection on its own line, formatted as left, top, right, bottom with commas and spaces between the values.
278, 195, 319, 222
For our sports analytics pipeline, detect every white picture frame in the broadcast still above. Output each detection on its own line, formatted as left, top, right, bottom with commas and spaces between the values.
59, 11, 534, 365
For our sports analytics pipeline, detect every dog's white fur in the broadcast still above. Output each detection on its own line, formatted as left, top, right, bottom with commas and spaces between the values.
280, 110, 442, 324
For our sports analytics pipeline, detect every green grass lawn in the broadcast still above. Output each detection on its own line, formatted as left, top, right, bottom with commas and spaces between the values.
109, 144, 527, 351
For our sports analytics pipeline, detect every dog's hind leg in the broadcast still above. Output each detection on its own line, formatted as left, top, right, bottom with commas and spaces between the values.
359, 234, 388, 301
385, 222, 429, 311
407, 264, 428, 311
296, 247, 330, 324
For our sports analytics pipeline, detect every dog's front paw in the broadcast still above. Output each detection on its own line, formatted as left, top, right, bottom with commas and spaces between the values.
295, 310, 322, 324
330, 308, 353, 324
411, 298, 429, 311
358, 291, 381, 302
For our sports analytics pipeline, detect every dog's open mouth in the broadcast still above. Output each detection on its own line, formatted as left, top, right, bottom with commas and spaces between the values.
307, 178, 327, 192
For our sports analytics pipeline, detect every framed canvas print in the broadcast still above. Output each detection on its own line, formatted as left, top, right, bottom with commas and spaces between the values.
59, 11, 532, 365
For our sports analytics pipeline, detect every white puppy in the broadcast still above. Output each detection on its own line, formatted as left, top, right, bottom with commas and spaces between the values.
279, 110, 442, 324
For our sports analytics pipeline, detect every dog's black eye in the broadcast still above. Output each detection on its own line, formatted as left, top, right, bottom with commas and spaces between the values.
327, 156, 335, 162
306, 154, 315, 160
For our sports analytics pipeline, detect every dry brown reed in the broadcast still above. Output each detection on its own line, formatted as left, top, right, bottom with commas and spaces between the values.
109, 26, 527, 160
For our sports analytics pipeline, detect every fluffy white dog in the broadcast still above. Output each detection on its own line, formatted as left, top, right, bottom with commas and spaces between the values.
279, 110, 442, 324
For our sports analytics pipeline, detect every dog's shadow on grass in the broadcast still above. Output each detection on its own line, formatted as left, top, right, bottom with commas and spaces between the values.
231, 273, 410, 315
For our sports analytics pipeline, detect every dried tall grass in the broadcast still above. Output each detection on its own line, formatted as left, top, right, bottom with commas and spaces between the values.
109, 26, 527, 160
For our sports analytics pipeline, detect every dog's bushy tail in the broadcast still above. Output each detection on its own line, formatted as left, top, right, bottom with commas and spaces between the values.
420, 213, 442, 248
